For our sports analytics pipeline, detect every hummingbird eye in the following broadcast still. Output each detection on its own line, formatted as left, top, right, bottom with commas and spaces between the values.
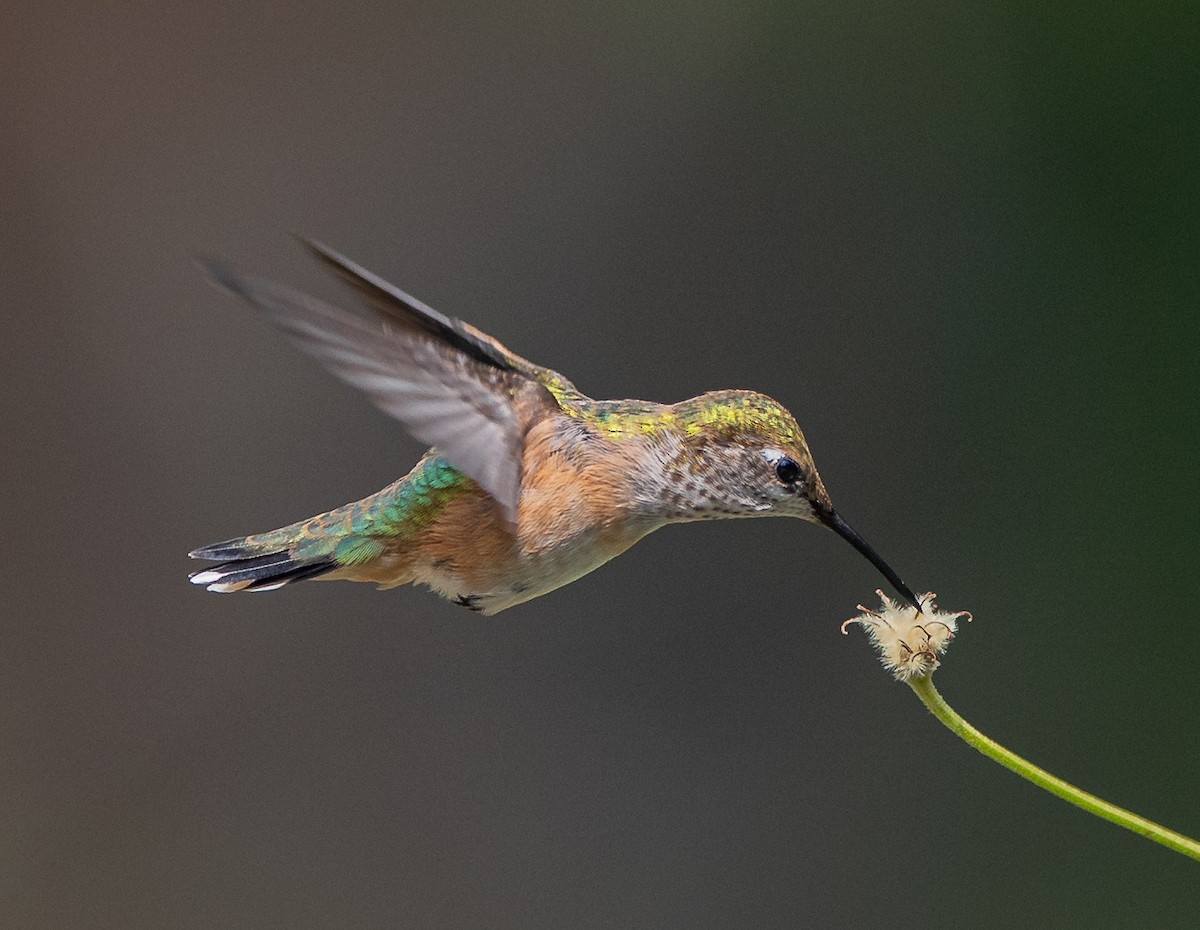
774, 456, 801, 485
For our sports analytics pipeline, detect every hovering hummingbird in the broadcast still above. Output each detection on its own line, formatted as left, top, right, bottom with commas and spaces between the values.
189, 241, 919, 615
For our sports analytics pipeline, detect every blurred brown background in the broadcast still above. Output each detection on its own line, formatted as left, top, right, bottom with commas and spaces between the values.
3, 1, 1199, 927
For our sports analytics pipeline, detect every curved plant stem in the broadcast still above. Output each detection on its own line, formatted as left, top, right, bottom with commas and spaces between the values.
908, 674, 1200, 863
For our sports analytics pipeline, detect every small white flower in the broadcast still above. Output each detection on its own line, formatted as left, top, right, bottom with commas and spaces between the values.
842, 590, 971, 681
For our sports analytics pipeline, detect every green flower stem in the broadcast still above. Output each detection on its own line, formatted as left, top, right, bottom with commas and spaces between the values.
908, 674, 1200, 863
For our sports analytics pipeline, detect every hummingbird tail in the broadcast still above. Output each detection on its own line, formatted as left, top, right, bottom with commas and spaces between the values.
187, 537, 338, 593
188, 455, 471, 594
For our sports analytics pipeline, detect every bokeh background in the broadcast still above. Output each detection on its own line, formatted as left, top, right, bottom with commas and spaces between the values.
4, 2, 1199, 926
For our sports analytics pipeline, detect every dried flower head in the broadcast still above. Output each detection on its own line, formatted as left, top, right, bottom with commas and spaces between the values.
841, 591, 971, 681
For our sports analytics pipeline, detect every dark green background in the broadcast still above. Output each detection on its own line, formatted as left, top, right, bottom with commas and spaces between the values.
4, 1, 1198, 926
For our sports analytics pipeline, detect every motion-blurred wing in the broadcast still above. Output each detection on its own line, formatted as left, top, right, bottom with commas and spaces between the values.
202, 259, 552, 527
302, 239, 540, 376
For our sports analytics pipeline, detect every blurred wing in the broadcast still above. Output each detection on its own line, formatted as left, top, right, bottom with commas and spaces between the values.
202, 259, 552, 527
301, 239, 541, 376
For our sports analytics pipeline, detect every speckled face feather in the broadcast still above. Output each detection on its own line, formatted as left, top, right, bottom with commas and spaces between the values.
637, 391, 830, 523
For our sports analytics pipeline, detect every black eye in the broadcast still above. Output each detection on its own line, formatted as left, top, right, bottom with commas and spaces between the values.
774, 456, 801, 485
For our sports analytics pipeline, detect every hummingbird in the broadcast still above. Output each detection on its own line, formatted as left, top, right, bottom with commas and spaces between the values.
189, 241, 919, 615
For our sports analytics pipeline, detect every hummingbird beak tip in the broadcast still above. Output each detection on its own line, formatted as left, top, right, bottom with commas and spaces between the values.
819, 508, 922, 612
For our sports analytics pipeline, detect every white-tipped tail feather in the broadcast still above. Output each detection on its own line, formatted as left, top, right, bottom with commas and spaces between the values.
188, 549, 336, 593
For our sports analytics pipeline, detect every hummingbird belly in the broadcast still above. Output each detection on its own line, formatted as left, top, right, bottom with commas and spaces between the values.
404, 489, 658, 614
426, 526, 654, 613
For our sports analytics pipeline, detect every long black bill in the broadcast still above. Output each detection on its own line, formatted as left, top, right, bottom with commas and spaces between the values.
819, 509, 921, 610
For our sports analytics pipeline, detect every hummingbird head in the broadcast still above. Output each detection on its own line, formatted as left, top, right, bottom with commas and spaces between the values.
662, 390, 920, 608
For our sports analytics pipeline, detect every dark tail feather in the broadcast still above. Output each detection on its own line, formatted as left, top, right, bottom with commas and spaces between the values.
189, 548, 337, 593
188, 537, 265, 561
